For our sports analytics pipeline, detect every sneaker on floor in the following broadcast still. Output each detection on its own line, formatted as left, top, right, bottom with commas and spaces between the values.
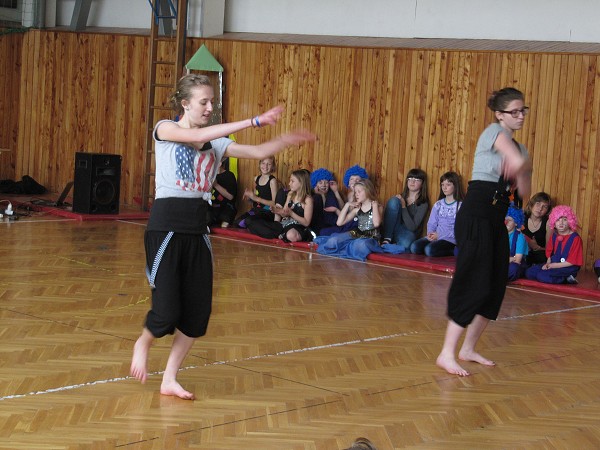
566, 275, 578, 284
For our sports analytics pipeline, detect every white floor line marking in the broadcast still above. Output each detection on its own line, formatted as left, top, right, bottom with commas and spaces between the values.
0, 331, 420, 402
500, 303, 600, 320
2, 218, 75, 224
506, 285, 600, 303
117, 220, 148, 226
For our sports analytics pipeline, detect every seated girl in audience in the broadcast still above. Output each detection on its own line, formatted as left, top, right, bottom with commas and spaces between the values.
382, 168, 429, 249
234, 156, 280, 227
343, 165, 369, 203
246, 169, 314, 242
505, 205, 528, 281
208, 157, 238, 228
410, 171, 464, 257
310, 168, 345, 235
522, 191, 552, 265
525, 205, 583, 284
315, 179, 384, 261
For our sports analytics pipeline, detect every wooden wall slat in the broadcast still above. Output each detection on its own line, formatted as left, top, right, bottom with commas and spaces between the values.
0, 32, 21, 180
3, 30, 600, 265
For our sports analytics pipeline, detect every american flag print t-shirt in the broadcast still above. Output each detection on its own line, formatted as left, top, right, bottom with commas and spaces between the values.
153, 120, 232, 200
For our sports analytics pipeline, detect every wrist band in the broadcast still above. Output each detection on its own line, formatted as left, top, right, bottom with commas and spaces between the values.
254, 115, 261, 128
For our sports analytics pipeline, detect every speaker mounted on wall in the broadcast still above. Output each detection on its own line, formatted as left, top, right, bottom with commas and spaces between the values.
73, 152, 122, 214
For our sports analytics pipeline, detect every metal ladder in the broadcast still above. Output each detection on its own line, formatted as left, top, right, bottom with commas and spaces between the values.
141, 0, 188, 211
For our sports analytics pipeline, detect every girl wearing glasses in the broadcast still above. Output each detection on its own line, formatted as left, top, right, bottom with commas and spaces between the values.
437, 87, 532, 377
381, 168, 430, 249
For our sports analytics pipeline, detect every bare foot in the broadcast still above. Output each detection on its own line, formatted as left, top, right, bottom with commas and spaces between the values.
160, 380, 196, 400
130, 337, 150, 383
436, 353, 470, 376
458, 350, 495, 366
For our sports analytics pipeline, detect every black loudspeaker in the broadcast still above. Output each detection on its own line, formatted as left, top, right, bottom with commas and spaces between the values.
73, 152, 122, 214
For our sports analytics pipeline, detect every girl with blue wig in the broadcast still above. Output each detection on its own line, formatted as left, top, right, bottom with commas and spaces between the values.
310, 168, 347, 236
505, 205, 528, 281
343, 165, 369, 203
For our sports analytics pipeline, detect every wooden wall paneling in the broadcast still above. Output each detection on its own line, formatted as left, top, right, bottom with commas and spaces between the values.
225, 40, 252, 199
298, 45, 317, 171
568, 54, 586, 217
523, 53, 543, 192
351, 48, 367, 172
402, 51, 419, 177
394, 47, 408, 189
59, 33, 76, 191
554, 55, 570, 207
449, 51, 465, 184
374, 48, 391, 192
326, 46, 345, 177
274, 43, 297, 180
15, 31, 34, 179
0, 33, 22, 180
316, 45, 329, 173
581, 56, 600, 264
115, 34, 130, 204
436, 52, 452, 184
84, 33, 99, 155
358, 48, 374, 181
546, 54, 561, 201
533, 55, 551, 192
48, 31, 67, 191
29, 30, 43, 180
96, 34, 116, 157
127, 36, 149, 205
422, 50, 440, 190
379, 49, 404, 201
314, 45, 329, 174
45, 31, 62, 190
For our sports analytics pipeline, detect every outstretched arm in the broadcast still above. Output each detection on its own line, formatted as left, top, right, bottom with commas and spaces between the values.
156, 105, 285, 144
225, 130, 315, 160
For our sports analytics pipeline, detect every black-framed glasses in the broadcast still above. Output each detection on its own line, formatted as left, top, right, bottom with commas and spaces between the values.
498, 107, 529, 118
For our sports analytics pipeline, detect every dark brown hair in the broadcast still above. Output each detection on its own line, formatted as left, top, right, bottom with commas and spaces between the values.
169, 74, 212, 113
402, 168, 429, 206
487, 87, 524, 119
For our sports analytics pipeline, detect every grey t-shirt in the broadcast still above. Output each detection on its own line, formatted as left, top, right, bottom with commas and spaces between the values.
471, 123, 528, 182
153, 120, 233, 200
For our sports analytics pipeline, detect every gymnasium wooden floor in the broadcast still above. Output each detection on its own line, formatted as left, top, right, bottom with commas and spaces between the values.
2, 214, 600, 449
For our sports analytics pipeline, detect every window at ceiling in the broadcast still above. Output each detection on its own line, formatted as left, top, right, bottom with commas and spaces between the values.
0, 0, 21, 23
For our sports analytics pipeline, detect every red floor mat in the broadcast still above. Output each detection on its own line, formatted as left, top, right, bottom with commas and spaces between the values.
9, 198, 149, 221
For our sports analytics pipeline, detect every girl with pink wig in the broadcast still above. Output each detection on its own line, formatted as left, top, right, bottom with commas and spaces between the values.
525, 205, 583, 284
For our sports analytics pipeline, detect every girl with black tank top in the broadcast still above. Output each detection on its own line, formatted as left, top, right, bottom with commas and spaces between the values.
234, 157, 280, 227
246, 169, 314, 242
522, 192, 551, 265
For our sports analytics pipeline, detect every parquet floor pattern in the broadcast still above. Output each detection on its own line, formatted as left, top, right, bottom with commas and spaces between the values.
1, 217, 600, 449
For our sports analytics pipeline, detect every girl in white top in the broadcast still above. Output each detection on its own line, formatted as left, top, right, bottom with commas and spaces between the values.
130, 74, 315, 399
